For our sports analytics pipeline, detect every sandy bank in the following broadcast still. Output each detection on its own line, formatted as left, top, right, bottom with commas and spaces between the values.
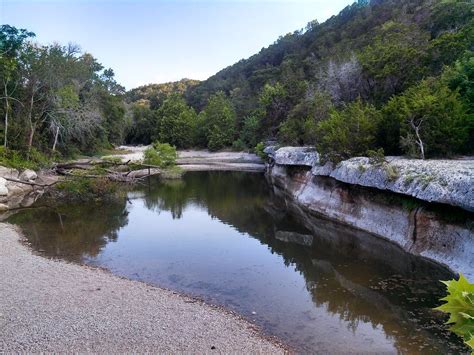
107, 146, 266, 172
0, 223, 284, 353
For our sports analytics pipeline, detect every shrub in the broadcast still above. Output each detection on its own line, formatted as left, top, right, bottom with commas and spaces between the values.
232, 139, 247, 151
102, 156, 123, 164
316, 98, 381, 163
435, 274, 474, 352
56, 177, 118, 201
0, 147, 51, 170
254, 142, 267, 160
143, 142, 177, 168
367, 148, 386, 165
240, 115, 260, 148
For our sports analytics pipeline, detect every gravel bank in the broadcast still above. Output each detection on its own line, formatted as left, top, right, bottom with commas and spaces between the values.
106, 146, 265, 172
0, 223, 285, 353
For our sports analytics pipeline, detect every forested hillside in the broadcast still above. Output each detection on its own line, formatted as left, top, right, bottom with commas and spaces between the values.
1, 0, 473, 167
130, 0, 474, 160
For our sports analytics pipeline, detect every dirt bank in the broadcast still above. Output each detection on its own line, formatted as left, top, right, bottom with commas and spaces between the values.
0, 223, 285, 353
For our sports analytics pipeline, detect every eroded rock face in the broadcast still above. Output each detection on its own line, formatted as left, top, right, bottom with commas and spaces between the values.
268, 146, 474, 212
312, 157, 474, 212
270, 147, 319, 167
267, 164, 474, 279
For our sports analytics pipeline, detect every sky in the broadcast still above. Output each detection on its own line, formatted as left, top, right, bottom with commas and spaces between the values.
2, 0, 353, 89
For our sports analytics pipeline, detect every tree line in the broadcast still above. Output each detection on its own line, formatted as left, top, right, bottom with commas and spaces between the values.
127, 0, 473, 160
1, 0, 473, 168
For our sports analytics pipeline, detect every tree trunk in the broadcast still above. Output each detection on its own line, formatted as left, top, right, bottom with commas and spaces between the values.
52, 125, 59, 151
4, 99, 8, 149
3, 82, 9, 148
28, 126, 35, 152
27, 94, 35, 152
410, 118, 425, 160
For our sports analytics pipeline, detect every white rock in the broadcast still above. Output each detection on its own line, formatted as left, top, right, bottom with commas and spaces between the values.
273, 147, 319, 167
0, 177, 8, 196
0, 203, 8, 211
0, 166, 19, 179
311, 156, 474, 212
19, 169, 37, 182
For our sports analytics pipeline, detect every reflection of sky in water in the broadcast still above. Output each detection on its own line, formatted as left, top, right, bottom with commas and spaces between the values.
9, 172, 465, 353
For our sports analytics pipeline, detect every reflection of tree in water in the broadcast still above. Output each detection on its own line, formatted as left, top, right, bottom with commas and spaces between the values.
8, 171, 466, 353
8, 198, 129, 262
138, 172, 275, 238
257, 199, 465, 353
137, 172, 464, 352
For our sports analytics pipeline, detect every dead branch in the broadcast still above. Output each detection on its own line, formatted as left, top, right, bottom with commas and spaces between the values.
3, 177, 60, 187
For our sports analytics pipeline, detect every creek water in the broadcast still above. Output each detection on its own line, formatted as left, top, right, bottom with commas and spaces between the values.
8, 171, 466, 353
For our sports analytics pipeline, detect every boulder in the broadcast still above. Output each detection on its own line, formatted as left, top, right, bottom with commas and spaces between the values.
0, 203, 8, 211
273, 147, 319, 167
0, 178, 8, 196
19, 169, 37, 182
263, 145, 278, 158
0, 166, 19, 179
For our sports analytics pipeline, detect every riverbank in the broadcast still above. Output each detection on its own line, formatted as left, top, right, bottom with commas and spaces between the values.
265, 146, 474, 279
108, 146, 266, 172
0, 223, 285, 353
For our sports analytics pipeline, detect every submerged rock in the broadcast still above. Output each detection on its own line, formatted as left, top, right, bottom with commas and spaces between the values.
275, 230, 313, 246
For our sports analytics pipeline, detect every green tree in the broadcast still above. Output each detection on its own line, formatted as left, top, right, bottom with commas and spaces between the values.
200, 91, 236, 151
278, 91, 333, 145
239, 114, 260, 148
384, 79, 470, 159
358, 21, 430, 101
126, 104, 156, 145
157, 94, 197, 148
316, 98, 380, 162
258, 83, 288, 137
0, 25, 35, 148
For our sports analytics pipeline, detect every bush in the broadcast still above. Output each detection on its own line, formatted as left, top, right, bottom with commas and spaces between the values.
0, 147, 51, 170
232, 139, 247, 151
240, 115, 260, 148
254, 142, 267, 160
143, 142, 177, 168
435, 274, 474, 352
381, 78, 470, 158
56, 177, 118, 201
316, 98, 381, 163
367, 148, 386, 165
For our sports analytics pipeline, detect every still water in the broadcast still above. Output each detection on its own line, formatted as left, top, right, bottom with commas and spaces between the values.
8, 171, 465, 353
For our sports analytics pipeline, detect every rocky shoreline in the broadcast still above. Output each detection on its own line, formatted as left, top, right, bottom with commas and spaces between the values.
264, 146, 474, 279
0, 223, 285, 353
0, 166, 58, 211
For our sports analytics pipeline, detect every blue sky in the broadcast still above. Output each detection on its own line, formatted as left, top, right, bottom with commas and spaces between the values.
2, 0, 353, 89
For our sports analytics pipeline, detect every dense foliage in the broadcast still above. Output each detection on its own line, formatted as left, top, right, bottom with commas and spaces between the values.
436, 274, 474, 352
2, 0, 473, 164
143, 142, 178, 168
0, 25, 127, 161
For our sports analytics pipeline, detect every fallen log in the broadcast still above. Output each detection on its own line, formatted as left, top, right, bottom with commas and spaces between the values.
3, 177, 59, 188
